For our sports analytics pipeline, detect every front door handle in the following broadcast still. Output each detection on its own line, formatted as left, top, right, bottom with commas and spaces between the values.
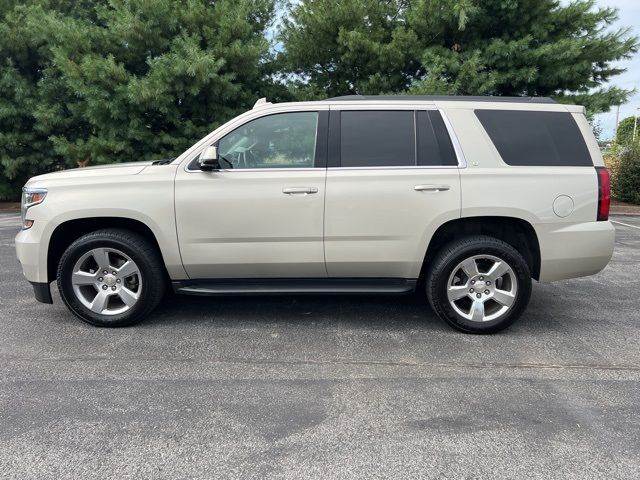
282, 187, 318, 195
414, 184, 450, 192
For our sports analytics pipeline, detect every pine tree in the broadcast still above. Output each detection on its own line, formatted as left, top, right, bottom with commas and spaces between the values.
1, 0, 638, 199
0, 0, 101, 199
279, 0, 420, 98
0, 0, 279, 199
280, 0, 638, 113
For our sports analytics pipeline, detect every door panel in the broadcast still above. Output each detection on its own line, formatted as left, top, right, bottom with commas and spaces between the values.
324, 107, 462, 279
175, 169, 326, 278
324, 168, 461, 278
175, 109, 328, 279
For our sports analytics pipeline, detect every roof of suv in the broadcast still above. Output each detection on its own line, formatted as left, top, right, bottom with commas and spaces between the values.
251, 95, 583, 114
325, 95, 557, 104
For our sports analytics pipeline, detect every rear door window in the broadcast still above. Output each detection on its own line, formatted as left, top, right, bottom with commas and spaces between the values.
417, 111, 458, 166
340, 111, 415, 167
475, 110, 592, 167
337, 110, 458, 167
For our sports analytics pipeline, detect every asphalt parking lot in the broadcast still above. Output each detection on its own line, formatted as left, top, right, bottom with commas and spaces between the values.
1, 214, 639, 479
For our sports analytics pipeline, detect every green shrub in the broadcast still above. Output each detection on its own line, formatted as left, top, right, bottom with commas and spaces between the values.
604, 152, 620, 196
614, 143, 640, 205
614, 116, 637, 146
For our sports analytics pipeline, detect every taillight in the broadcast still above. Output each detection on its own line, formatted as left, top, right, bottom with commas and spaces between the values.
596, 166, 610, 221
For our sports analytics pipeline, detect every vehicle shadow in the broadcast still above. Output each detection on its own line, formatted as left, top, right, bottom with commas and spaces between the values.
145, 290, 447, 331
40, 282, 576, 336
140, 284, 587, 337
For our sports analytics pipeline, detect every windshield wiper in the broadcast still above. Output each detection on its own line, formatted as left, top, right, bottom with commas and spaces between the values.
152, 158, 175, 165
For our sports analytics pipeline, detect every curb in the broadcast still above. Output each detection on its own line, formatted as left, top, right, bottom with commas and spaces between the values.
610, 212, 640, 217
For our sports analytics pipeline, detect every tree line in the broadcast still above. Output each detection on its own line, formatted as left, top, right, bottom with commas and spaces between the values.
0, 0, 637, 199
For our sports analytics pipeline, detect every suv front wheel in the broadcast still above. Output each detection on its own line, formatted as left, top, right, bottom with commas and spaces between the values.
426, 235, 532, 334
57, 229, 166, 327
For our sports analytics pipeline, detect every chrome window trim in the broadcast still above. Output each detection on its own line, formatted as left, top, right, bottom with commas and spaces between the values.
438, 109, 467, 168
182, 104, 466, 172
328, 107, 465, 170
185, 166, 323, 173
327, 165, 460, 171
413, 111, 418, 166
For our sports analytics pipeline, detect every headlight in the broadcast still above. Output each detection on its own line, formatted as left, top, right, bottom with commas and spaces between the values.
21, 187, 47, 229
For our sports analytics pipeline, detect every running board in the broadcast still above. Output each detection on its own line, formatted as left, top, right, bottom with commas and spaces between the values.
172, 278, 417, 296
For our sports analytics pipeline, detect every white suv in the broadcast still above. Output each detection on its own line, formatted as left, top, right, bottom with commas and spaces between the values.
15, 96, 614, 333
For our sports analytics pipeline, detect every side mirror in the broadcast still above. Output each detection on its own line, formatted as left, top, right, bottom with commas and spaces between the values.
198, 146, 220, 171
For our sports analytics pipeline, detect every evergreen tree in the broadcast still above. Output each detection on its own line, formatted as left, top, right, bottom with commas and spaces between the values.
0, 0, 279, 199
1, 0, 638, 200
0, 0, 100, 199
280, 0, 637, 113
279, 0, 420, 97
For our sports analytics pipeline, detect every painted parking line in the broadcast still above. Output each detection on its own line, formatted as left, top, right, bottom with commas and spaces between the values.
611, 220, 640, 230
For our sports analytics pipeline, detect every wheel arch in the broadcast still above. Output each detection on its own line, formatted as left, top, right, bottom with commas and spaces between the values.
421, 216, 541, 281
47, 217, 169, 283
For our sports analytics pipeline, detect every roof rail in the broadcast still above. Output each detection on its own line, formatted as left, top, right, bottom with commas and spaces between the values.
325, 95, 557, 104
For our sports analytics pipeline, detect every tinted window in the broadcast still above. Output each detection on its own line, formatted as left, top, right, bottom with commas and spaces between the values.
217, 112, 318, 169
340, 111, 415, 167
475, 110, 592, 167
417, 111, 458, 166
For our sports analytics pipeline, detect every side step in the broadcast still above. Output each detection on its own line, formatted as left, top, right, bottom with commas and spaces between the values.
172, 278, 417, 296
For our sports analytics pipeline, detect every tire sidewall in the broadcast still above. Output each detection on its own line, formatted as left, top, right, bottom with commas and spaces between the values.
431, 241, 532, 334
58, 235, 156, 327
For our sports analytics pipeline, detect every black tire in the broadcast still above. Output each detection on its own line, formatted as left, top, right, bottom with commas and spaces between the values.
426, 235, 532, 334
57, 229, 166, 327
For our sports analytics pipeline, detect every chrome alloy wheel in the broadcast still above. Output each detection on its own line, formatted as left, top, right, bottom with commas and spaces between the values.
71, 247, 142, 315
446, 254, 518, 323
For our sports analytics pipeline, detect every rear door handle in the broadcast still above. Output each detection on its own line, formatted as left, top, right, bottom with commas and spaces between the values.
414, 184, 450, 192
282, 187, 318, 195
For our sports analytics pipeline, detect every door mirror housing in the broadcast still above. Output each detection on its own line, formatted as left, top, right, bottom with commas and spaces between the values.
198, 146, 220, 171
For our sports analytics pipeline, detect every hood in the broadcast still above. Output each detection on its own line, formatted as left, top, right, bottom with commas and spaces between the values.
26, 160, 158, 185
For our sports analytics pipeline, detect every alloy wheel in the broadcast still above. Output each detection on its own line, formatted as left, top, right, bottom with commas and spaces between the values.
446, 254, 518, 322
71, 247, 142, 315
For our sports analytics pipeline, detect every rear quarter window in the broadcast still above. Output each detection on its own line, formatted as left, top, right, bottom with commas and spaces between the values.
475, 110, 592, 167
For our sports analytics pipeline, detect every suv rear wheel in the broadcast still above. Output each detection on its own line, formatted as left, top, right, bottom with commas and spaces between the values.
57, 229, 166, 327
426, 235, 532, 334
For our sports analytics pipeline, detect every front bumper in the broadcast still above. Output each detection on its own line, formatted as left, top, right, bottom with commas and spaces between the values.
15, 226, 47, 283
16, 227, 53, 304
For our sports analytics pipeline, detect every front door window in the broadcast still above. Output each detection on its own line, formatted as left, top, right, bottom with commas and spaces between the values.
217, 112, 319, 169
